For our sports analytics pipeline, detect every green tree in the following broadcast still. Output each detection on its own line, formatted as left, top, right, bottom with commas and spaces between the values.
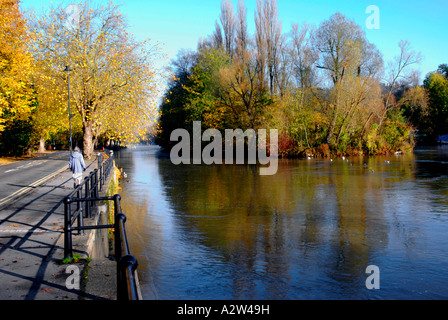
157, 47, 231, 149
399, 86, 430, 139
0, 119, 33, 156
158, 4, 420, 157
437, 64, 448, 78
424, 70, 448, 139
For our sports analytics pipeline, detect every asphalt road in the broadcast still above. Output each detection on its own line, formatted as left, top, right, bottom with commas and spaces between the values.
0, 151, 70, 209
0, 152, 107, 300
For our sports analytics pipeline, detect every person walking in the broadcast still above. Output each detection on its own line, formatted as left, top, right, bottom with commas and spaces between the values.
69, 146, 86, 187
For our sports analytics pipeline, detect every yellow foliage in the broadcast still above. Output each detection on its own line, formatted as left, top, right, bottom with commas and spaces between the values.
30, 1, 164, 155
0, 0, 35, 132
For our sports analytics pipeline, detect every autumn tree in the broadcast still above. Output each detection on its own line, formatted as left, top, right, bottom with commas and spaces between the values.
219, 49, 269, 130
255, 0, 283, 96
219, 0, 236, 57
289, 22, 319, 90
197, 0, 271, 131
0, 0, 35, 154
399, 85, 430, 139
158, 4, 420, 157
312, 13, 383, 146
30, 1, 160, 159
235, 0, 249, 58
30, 53, 80, 153
379, 40, 422, 129
157, 47, 231, 147
280, 22, 320, 148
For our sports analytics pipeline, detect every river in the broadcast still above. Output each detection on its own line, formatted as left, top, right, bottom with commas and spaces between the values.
114, 144, 448, 300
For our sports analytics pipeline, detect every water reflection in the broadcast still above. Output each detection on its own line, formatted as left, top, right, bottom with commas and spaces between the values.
115, 145, 448, 300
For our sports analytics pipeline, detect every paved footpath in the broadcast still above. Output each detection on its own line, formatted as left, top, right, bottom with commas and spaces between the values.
0, 152, 116, 300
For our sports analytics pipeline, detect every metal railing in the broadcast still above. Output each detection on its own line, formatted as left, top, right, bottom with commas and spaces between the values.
63, 151, 139, 300
113, 195, 140, 301
64, 151, 114, 225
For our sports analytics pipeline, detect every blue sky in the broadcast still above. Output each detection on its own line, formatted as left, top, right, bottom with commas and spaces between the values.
21, 0, 448, 81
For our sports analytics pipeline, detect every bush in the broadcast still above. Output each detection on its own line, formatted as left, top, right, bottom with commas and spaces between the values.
0, 120, 33, 156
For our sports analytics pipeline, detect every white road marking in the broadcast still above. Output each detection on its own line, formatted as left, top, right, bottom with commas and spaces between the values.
3, 160, 47, 174
0, 165, 68, 208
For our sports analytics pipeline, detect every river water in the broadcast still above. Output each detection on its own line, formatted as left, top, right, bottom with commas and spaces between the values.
114, 145, 448, 300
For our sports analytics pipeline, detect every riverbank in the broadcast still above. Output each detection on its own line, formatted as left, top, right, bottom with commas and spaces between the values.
277, 140, 415, 159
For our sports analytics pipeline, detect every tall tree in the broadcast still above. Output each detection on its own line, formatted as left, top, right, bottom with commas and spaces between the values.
0, 0, 35, 133
219, 0, 236, 57
235, 0, 249, 58
219, 48, 268, 130
399, 85, 430, 137
31, 61, 77, 153
30, 1, 160, 159
289, 22, 319, 90
312, 13, 365, 86
379, 40, 422, 129
424, 71, 448, 138
255, 0, 282, 96
312, 13, 382, 145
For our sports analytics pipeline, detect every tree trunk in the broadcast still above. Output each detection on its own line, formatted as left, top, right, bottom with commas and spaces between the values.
335, 122, 345, 146
336, 100, 357, 144
361, 112, 374, 136
83, 122, 94, 159
326, 110, 338, 145
26, 145, 33, 156
377, 108, 388, 131
93, 136, 98, 150
326, 85, 341, 145
38, 138, 46, 153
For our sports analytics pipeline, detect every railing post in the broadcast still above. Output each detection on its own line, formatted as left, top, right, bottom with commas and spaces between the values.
76, 185, 81, 215
114, 213, 126, 262
64, 197, 73, 260
77, 205, 84, 236
113, 194, 122, 217
89, 171, 95, 209
104, 159, 109, 178
117, 255, 139, 301
84, 176, 91, 218
98, 153, 103, 192
94, 169, 99, 199
75, 186, 84, 235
